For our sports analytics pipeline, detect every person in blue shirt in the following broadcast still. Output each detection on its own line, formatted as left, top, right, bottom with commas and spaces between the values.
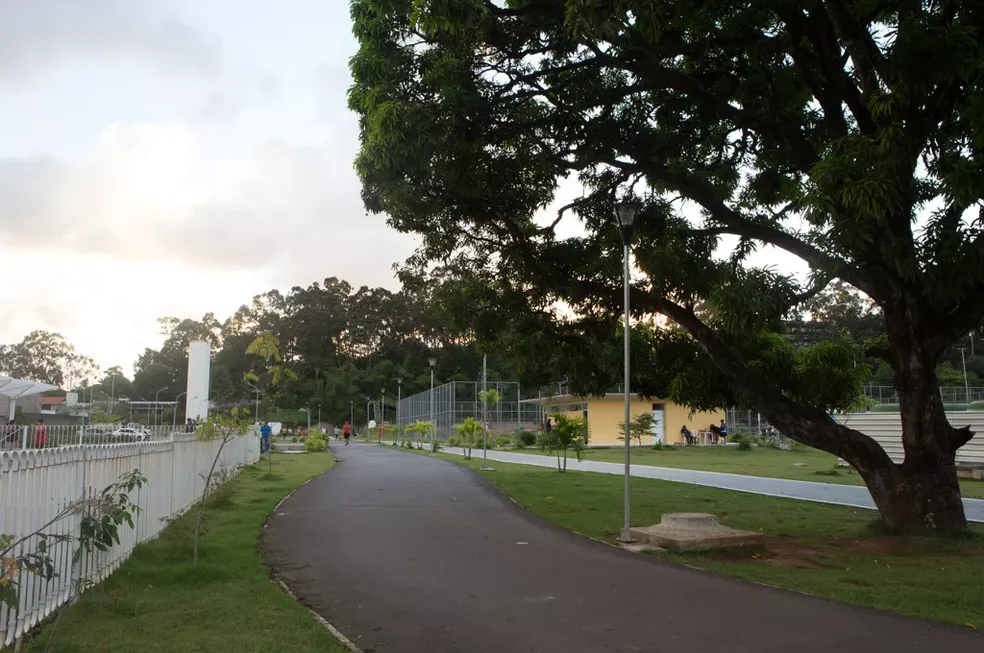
260, 422, 272, 453
718, 419, 728, 444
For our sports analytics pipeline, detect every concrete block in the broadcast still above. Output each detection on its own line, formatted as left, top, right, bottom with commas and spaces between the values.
629, 513, 764, 552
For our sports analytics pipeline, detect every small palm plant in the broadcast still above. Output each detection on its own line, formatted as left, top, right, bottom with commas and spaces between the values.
454, 417, 483, 460
539, 413, 588, 472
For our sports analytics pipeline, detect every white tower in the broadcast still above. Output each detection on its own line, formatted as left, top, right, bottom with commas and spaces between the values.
186, 341, 211, 421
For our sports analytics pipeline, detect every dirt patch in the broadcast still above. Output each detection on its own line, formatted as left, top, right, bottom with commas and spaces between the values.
703, 538, 830, 569
759, 539, 830, 569
827, 535, 984, 557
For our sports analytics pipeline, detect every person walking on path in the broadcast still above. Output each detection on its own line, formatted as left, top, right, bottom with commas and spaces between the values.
343, 421, 351, 445
260, 422, 272, 453
333, 426, 341, 440
33, 419, 47, 449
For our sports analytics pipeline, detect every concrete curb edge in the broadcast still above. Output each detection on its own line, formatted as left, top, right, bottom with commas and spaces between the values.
265, 466, 364, 653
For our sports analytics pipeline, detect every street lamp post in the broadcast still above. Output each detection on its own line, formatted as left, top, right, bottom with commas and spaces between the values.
380, 389, 386, 440
154, 386, 170, 428
481, 354, 492, 471
350, 401, 354, 434
299, 408, 311, 432
366, 397, 371, 435
245, 380, 260, 424
429, 357, 437, 439
961, 347, 971, 402
173, 391, 187, 431
396, 377, 403, 440
615, 200, 641, 543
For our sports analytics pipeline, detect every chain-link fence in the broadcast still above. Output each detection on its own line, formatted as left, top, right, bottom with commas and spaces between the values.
863, 385, 984, 404
396, 381, 543, 439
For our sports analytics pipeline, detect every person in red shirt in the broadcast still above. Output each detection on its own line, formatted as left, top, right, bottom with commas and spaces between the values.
34, 419, 48, 449
343, 421, 351, 445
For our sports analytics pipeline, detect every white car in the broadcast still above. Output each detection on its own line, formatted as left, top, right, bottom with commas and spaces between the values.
110, 426, 152, 442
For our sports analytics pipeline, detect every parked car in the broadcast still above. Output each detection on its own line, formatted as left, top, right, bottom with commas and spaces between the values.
110, 425, 152, 442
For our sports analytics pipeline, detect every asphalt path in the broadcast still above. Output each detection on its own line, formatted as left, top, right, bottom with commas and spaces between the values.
262, 443, 981, 653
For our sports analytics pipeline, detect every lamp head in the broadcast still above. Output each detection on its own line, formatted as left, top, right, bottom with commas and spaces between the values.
428, 358, 437, 367
614, 201, 642, 246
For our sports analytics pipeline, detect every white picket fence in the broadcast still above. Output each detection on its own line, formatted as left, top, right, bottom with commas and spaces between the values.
0, 432, 260, 648
837, 411, 984, 466
1, 424, 176, 450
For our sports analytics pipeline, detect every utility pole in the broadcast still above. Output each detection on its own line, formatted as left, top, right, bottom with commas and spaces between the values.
961, 347, 971, 402
481, 354, 491, 470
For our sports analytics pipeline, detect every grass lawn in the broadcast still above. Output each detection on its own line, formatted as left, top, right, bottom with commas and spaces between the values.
519, 444, 984, 499
431, 452, 984, 628
26, 453, 346, 653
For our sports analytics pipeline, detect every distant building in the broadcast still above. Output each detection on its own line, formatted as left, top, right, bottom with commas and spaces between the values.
40, 396, 67, 415
534, 390, 725, 446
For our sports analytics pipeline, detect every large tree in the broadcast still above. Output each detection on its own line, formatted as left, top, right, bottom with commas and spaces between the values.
349, 1, 984, 531
0, 331, 95, 387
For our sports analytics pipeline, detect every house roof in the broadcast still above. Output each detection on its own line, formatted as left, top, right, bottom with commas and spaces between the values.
0, 376, 59, 400
40, 396, 66, 406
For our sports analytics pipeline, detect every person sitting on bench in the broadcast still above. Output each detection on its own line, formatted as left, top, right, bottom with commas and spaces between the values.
680, 425, 696, 445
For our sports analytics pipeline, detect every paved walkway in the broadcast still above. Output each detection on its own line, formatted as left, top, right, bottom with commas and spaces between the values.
262, 443, 980, 653
439, 447, 984, 523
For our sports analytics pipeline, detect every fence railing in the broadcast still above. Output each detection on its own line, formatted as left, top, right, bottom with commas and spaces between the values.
396, 381, 544, 439
1, 424, 177, 451
862, 385, 984, 404
0, 432, 260, 648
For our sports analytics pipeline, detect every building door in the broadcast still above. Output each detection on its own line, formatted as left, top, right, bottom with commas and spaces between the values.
651, 403, 665, 444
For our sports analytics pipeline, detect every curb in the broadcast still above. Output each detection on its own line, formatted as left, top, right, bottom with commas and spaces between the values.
264, 468, 364, 653
274, 578, 363, 653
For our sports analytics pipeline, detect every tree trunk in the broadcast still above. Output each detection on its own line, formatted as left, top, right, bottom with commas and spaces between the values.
563, 448, 568, 472
863, 457, 965, 532
872, 341, 969, 532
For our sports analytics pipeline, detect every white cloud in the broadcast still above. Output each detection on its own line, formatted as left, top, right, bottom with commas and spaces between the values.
0, 0, 218, 82
0, 121, 416, 373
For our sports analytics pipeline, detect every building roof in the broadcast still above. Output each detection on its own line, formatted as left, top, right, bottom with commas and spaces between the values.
40, 396, 67, 406
0, 376, 59, 400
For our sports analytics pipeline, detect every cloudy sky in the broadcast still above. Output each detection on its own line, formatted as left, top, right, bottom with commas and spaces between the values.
0, 0, 419, 374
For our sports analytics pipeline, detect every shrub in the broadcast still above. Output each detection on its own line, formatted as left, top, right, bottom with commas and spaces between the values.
446, 436, 461, 447
430, 441, 443, 453
514, 430, 537, 447
735, 434, 754, 451
404, 439, 414, 449
291, 436, 299, 443
495, 435, 512, 449
305, 435, 327, 452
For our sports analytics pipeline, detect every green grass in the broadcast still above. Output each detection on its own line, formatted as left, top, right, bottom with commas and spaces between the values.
432, 452, 984, 628
522, 444, 984, 499
26, 453, 346, 653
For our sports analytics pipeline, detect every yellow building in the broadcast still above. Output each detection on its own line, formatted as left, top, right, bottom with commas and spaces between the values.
535, 393, 726, 446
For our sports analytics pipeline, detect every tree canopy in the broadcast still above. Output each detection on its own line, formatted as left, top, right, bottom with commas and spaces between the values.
349, 0, 984, 531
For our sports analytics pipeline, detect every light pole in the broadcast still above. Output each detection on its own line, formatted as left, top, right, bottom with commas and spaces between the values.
299, 408, 311, 432
396, 377, 403, 439
155, 386, 170, 428
245, 380, 260, 423
350, 400, 354, 434
366, 397, 371, 434
173, 391, 187, 430
380, 389, 386, 440
481, 354, 492, 470
961, 347, 971, 402
429, 357, 437, 439
615, 200, 641, 543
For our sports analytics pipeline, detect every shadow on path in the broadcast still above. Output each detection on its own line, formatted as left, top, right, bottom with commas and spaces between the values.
262, 443, 981, 653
